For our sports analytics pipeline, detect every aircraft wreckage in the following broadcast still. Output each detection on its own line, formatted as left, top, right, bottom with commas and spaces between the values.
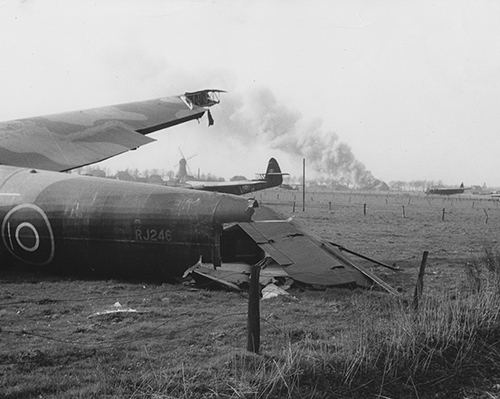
0, 89, 396, 293
185, 206, 398, 295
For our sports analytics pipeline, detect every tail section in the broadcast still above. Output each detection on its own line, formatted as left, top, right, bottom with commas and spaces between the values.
265, 158, 287, 187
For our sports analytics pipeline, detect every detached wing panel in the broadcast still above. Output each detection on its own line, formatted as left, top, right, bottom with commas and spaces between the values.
0, 91, 217, 171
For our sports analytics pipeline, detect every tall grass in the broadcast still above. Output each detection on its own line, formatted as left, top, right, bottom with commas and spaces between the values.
138, 251, 500, 398
221, 251, 500, 398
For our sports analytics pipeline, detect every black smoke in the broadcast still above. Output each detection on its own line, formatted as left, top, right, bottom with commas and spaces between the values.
216, 88, 387, 190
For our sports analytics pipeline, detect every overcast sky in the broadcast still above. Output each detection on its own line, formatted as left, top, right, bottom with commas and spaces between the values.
1, 0, 499, 185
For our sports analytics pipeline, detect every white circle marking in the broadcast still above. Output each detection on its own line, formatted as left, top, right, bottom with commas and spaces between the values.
1, 203, 55, 265
15, 222, 40, 252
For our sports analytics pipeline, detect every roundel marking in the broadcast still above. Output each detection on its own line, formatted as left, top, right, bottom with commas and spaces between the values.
1, 204, 55, 265
15, 222, 40, 252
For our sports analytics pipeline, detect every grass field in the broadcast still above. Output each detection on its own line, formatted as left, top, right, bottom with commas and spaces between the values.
2, 189, 500, 398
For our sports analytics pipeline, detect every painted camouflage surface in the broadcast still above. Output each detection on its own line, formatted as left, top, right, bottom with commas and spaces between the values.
0, 93, 212, 172
0, 166, 256, 278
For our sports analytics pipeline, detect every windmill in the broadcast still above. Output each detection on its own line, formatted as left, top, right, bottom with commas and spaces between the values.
173, 148, 197, 183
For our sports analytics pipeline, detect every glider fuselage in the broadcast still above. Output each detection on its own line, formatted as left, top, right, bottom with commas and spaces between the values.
0, 165, 255, 278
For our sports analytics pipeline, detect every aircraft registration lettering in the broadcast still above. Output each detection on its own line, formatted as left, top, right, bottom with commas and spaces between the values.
135, 228, 172, 242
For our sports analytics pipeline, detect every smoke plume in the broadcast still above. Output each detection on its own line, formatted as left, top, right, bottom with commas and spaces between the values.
216, 88, 387, 189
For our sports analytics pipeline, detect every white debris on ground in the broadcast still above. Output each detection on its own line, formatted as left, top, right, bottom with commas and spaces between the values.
261, 283, 290, 300
88, 301, 138, 318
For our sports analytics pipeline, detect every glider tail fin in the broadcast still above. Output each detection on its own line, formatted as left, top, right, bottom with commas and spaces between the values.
265, 158, 287, 187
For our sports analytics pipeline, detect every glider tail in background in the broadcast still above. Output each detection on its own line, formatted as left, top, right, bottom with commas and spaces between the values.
264, 157, 287, 187
184, 157, 289, 195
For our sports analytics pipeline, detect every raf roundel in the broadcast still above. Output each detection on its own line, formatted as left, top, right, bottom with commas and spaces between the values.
1, 204, 55, 265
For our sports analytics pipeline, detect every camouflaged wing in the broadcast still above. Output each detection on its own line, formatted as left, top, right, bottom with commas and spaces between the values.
0, 90, 223, 171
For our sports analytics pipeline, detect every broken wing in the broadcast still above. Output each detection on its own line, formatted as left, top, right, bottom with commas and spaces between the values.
0, 90, 223, 172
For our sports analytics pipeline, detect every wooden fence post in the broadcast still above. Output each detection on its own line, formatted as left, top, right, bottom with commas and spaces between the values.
302, 158, 306, 212
413, 251, 429, 312
247, 262, 261, 353
363, 203, 367, 216
442, 208, 446, 221
402, 205, 406, 218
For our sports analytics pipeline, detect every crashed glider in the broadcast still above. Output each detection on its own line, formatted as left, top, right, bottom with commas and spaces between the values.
173, 157, 288, 195
0, 89, 258, 278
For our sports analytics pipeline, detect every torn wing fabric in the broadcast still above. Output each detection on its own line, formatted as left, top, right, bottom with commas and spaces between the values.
0, 93, 212, 172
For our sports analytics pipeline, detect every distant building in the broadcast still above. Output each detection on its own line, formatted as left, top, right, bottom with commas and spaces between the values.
148, 174, 164, 185
230, 175, 247, 181
115, 171, 135, 181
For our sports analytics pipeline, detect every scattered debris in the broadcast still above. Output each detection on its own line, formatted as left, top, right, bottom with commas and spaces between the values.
186, 206, 399, 296
191, 267, 243, 291
262, 284, 289, 299
88, 302, 139, 318
328, 241, 399, 270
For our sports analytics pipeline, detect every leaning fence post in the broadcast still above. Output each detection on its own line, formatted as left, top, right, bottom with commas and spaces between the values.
247, 262, 261, 353
442, 208, 446, 221
292, 201, 296, 213
402, 205, 406, 218
413, 251, 429, 312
